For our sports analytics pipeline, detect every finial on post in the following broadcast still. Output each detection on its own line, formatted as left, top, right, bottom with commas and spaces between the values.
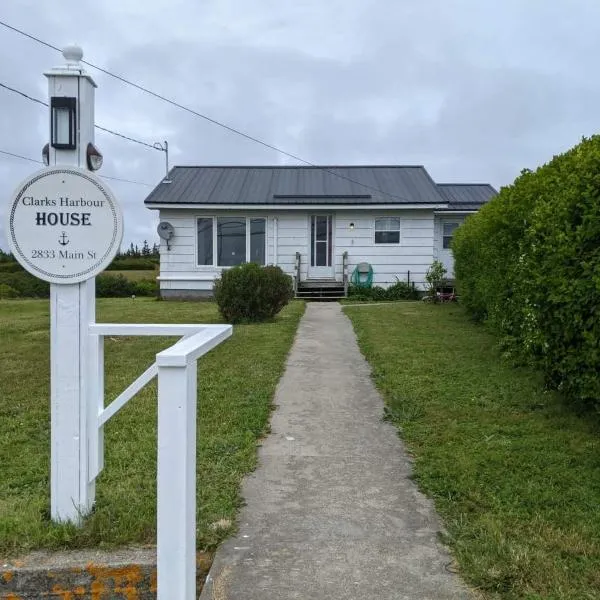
62, 44, 83, 66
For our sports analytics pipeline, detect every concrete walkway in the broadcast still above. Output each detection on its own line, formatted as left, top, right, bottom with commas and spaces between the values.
200, 303, 473, 600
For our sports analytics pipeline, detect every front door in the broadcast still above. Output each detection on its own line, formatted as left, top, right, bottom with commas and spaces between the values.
308, 215, 334, 279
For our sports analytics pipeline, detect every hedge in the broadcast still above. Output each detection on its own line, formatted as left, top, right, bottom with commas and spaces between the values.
0, 271, 157, 298
105, 258, 158, 271
452, 135, 600, 408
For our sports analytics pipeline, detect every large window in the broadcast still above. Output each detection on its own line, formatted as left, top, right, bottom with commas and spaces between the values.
374, 217, 400, 244
442, 222, 459, 249
217, 217, 246, 266
197, 217, 266, 267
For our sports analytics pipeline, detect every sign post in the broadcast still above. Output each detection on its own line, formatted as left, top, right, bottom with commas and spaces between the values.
5, 46, 122, 523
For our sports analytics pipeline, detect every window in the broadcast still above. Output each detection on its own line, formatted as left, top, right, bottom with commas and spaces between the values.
250, 218, 266, 265
197, 217, 266, 266
197, 218, 213, 265
442, 222, 459, 249
217, 217, 246, 266
374, 217, 400, 244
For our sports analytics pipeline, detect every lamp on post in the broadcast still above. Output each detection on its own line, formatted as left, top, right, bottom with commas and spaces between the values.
50, 97, 77, 149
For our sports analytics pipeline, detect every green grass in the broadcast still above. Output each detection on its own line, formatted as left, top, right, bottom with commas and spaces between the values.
0, 298, 304, 556
344, 302, 600, 600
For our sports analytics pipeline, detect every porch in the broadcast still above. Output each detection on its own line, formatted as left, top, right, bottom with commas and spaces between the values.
293, 251, 349, 300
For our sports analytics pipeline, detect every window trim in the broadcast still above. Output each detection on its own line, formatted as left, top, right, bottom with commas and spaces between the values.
374, 216, 401, 245
196, 215, 267, 268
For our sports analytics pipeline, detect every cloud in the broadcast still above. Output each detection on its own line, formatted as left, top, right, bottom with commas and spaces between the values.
2, 0, 600, 250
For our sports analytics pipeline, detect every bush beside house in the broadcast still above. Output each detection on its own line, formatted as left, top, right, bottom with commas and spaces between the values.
214, 263, 294, 323
452, 135, 600, 408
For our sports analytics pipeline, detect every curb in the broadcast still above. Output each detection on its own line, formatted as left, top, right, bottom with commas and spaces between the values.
0, 548, 212, 599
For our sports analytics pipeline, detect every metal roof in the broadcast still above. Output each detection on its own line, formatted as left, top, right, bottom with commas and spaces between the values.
436, 183, 497, 210
144, 165, 497, 209
144, 165, 449, 206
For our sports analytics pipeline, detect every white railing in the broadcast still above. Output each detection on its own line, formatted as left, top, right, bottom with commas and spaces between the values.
342, 251, 349, 297
87, 322, 232, 600
294, 251, 301, 295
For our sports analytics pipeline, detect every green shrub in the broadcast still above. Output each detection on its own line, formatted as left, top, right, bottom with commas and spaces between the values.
0, 262, 24, 273
106, 258, 157, 271
0, 283, 20, 299
0, 271, 157, 298
453, 135, 600, 408
347, 279, 420, 302
424, 260, 448, 302
213, 263, 293, 323
0, 272, 50, 298
96, 274, 157, 298
385, 280, 420, 300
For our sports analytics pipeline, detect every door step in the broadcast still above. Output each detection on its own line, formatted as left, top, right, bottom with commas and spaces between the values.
296, 282, 346, 300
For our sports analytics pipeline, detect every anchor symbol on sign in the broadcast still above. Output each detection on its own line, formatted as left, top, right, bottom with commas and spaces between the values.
58, 232, 69, 246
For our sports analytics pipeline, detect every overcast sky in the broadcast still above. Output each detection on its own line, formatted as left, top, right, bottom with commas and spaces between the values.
1, 0, 599, 249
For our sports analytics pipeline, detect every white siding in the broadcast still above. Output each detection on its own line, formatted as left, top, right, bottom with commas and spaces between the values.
155, 208, 436, 294
334, 210, 433, 288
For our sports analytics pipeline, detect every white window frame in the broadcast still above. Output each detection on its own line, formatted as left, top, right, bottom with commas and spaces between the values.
374, 216, 401, 245
196, 216, 267, 268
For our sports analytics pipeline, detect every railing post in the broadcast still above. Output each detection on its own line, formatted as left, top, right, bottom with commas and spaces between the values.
156, 360, 197, 600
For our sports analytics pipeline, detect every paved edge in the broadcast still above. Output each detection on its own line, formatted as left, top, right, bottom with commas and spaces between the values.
0, 548, 212, 599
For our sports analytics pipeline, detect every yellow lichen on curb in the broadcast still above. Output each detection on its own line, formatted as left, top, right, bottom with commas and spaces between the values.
86, 564, 145, 600
1, 571, 14, 583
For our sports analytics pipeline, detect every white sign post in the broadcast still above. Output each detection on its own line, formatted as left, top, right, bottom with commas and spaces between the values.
5, 46, 232, 599
5, 48, 122, 523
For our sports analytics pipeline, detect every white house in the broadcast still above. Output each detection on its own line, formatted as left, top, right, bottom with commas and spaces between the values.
144, 165, 496, 299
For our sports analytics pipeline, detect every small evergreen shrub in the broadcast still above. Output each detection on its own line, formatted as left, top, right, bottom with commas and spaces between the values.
213, 263, 293, 323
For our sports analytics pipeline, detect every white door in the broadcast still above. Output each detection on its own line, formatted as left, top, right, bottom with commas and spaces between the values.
440, 220, 460, 278
308, 214, 335, 279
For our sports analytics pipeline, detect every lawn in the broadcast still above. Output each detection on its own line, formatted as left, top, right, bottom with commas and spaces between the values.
344, 302, 600, 600
0, 298, 304, 557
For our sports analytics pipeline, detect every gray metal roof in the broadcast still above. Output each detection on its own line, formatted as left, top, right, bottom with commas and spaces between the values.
436, 183, 497, 210
144, 165, 449, 206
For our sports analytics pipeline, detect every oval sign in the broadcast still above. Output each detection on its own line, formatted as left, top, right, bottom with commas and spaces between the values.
6, 167, 124, 284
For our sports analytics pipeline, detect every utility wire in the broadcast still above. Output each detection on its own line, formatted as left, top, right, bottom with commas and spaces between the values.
0, 148, 42, 164
0, 81, 47, 107
0, 81, 160, 151
0, 19, 414, 203
0, 148, 154, 187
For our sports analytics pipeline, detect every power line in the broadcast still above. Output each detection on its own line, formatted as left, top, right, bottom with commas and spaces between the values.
0, 19, 413, 204
0, 148, 154, 187
0, 148, 42, 164
94, 125, 158, 150
0, 82, 47, 107
0, 81, 159, 151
